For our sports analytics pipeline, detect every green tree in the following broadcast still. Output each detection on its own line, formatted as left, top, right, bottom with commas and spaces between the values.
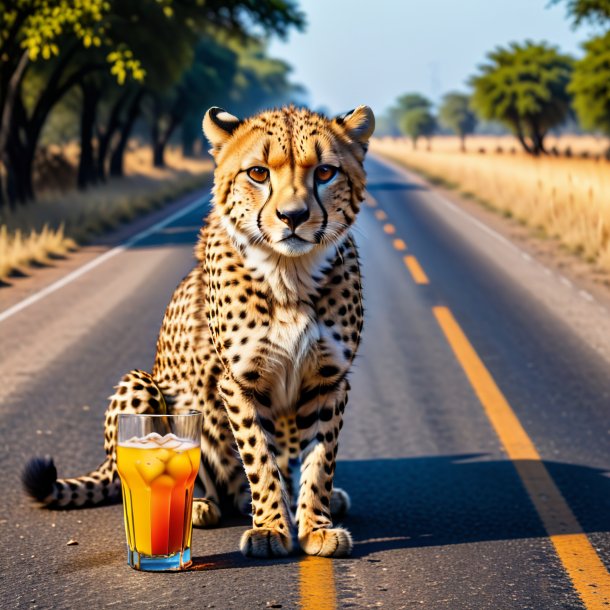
395, 93, 431, 112
550, 0, 610, 26
0, 0, 120, 205
1, 0, 305, 204
438, 92, 477, 151
227, 36, 305, 116
400, 107, 436, 149
470, 41, 573, 155
179, 33, 304, 159
178, 34, 240, 158
384, 93, 433, 137
569, 31, 610, 136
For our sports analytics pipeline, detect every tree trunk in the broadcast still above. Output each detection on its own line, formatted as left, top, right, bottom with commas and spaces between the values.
530, 122, 546, 156
153, 138, 165, 167
153, 118, 180, 168
151, 109, 162, 168
151, 105, 180, 168
0, 50, 29, 208
5, 135, 34, 205
514, 120, 534, 155
97, 88, 131, 181
5, 98, 35, 206
110, 89, 144, 177
77, 81, 99, 190
412, 136, 418, 150
3, 55, 104, 207
460, 133, 466, 153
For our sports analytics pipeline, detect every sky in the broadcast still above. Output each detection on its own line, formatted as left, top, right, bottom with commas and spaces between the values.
268, 0, 596, 116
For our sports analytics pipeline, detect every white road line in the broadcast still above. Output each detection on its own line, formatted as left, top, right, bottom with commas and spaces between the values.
0, 195, 210, 325
374, 154, 604, 311
579, 290, 594, 302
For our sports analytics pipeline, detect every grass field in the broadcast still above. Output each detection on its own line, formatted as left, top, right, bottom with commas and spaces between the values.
0, 148, 212, 282
411, 134, 610, 157
371, 136, 610, 273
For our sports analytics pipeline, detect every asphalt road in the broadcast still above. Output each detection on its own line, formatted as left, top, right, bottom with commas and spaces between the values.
1, 155, 609, 609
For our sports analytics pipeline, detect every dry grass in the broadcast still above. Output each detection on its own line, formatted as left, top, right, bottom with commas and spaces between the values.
0, 147, 212, 282
371, 136, 610, 272
418, 134, 609, 157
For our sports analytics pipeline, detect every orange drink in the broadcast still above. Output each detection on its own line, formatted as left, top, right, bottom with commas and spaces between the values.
117, 413, 201, 571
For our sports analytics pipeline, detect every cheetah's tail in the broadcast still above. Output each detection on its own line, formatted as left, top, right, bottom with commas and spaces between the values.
22, 454, 120, 508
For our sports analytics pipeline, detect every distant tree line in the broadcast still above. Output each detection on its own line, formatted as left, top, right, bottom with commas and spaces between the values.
0, 0, 305, 209
382, 0, 610, 156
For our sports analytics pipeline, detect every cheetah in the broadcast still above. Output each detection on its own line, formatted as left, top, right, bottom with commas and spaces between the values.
23, 104, 375, 558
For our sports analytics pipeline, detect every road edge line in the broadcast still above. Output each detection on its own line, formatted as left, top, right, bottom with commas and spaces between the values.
0, 194, 210, 325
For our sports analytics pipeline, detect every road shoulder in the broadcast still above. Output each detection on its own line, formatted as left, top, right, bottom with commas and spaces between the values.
0, 183, 212, 315
369, 153, 610, 367
372, 153, 610, 311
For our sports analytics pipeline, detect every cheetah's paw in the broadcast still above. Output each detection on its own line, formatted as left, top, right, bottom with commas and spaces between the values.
299, 527, 353, 557
330, 487, 351, 517
192, 498, 221, 528
240, 528, 293, 558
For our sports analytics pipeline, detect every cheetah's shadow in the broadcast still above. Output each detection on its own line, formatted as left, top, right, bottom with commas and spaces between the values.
332, 454, 610, 558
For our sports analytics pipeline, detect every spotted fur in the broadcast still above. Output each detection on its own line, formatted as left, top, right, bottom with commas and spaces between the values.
22, 105, 375, 558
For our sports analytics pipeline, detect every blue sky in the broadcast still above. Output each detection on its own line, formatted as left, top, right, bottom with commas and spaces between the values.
268, 0, 595, 116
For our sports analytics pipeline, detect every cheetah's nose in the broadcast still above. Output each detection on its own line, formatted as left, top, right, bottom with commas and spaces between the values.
276, 207, 310, 232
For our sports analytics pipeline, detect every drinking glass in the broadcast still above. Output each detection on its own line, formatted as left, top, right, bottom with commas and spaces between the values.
117, 411, 201, 571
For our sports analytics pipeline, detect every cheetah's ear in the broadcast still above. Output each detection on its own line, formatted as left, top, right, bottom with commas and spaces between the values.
203, 107, 242, 155
334, 105, 375, 147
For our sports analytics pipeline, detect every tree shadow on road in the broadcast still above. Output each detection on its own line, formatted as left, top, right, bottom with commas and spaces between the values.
333, 454, 610, 558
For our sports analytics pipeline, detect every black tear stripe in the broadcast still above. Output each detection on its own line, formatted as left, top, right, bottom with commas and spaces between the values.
313, 182, 328, 244
256, 183, 274, 241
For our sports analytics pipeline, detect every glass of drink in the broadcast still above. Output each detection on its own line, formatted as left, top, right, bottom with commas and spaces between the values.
117, 411, 202, 571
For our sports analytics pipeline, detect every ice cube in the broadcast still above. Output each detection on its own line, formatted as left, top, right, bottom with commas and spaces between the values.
135, 457, 165, 483
166, 452, 193, 481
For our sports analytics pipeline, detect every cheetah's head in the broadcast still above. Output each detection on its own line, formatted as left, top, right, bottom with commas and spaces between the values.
203, 105, 375, 258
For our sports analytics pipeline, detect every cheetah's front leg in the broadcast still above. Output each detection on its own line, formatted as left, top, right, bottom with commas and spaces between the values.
296, 378, 352, 557
218, 375, 294, 558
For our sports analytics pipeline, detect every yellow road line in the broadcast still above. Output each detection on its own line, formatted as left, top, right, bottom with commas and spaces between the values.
374, 209, 387, 221
393, 238, 407, 251
383, 223, 396, 235
433, 306, 610, 609
299, 556, 336, 610
404, 255, 429, 285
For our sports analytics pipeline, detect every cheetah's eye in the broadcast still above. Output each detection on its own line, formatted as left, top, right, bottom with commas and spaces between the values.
247, 166, 269, 183
315, 165, 338, 184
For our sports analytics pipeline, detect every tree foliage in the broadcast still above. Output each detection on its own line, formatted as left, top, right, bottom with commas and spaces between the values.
399, 106, 436, 149
438, 92, 477, 150
549, 0, 610, 26
569, 31, 610, 135
381, 93, 433, 137
394, 93, 432, 113
0, 0, 305, 207
469, 41, 573, 155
